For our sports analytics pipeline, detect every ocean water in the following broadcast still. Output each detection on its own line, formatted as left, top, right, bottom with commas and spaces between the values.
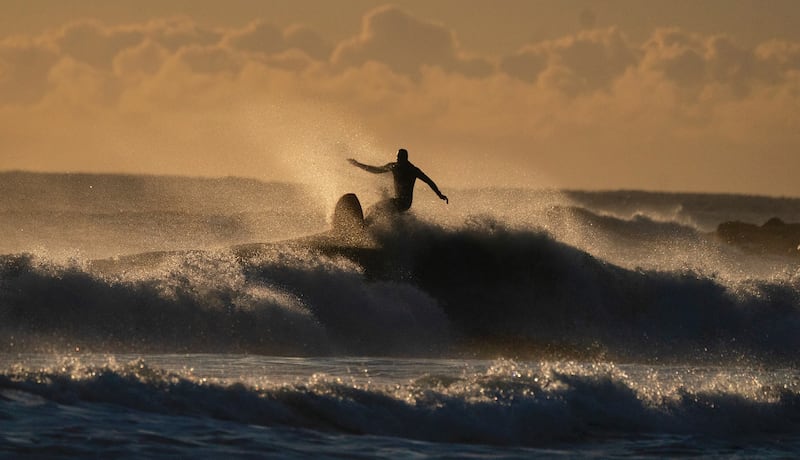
2, 172, 800, 458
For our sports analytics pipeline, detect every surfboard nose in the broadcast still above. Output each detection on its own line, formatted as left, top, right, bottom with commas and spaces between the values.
333, 193, 365, 237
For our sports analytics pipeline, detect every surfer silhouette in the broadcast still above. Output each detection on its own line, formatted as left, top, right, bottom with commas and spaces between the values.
348, 148, 448, 213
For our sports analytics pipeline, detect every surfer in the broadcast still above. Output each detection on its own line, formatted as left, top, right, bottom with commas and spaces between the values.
348, 148, 448, 213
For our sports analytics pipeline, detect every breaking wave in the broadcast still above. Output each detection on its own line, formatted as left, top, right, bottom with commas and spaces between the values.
2, 358, 799, 448
2, 216, 798, 363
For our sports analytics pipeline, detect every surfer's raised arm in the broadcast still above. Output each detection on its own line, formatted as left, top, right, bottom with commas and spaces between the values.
348, 158, 390, 174
349, 149, 448, 212
417, 170, 449, 204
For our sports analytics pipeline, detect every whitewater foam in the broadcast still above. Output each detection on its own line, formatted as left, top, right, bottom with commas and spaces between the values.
2, 356, 799, 452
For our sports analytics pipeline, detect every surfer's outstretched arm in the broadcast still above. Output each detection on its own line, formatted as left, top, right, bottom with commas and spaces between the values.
348, 158, 391, 174
418, 171, 449, 204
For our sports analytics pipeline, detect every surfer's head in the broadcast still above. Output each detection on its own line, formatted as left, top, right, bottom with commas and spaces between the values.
397, 148, 409, 163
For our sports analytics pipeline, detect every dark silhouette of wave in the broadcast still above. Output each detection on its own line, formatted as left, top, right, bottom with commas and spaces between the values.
2, 217, 798, 363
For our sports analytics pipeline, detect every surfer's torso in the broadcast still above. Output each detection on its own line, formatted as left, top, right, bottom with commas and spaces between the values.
387, 161, 421, 211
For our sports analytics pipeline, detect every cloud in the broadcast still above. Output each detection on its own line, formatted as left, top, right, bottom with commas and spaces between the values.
223, 20, 331, 61
499, 48, 547, 83
332, 5, 492, 78
224, 20, 284, 55
113, 40, 169, 77
0, 40, 59, 105
261, 49, 318, 72
46, 57, 116, 108
176, 45, 243, 75
501, 28, 639, 95
54, 20, 143, 69
283, 25, 332, 60
502, 26, 800, 99
706, 36, 754, 82
141, 17, 222, 51
756, 40, 800, 71
640, 28, 800, 97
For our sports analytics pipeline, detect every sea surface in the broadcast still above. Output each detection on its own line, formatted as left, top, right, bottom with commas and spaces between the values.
2, 172, 800, 458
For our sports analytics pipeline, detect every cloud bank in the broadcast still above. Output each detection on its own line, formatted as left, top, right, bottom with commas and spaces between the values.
1, 5, 799, 195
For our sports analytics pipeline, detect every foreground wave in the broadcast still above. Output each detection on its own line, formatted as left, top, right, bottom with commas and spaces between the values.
1, 357, 799, 454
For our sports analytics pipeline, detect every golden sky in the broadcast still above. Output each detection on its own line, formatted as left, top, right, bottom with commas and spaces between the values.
2, 0, 799, 195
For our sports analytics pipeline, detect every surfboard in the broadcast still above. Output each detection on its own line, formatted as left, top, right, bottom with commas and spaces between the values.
332, 193, 365, 238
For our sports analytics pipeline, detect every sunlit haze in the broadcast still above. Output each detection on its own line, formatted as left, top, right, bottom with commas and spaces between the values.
2, 0, 799, 195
